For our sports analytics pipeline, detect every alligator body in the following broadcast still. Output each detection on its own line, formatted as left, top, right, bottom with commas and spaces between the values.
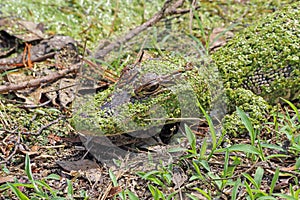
72, 2, 299, 141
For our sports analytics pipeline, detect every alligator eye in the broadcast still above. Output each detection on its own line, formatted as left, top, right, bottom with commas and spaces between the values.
145, 83, 159, 93
134, 82, 160, 98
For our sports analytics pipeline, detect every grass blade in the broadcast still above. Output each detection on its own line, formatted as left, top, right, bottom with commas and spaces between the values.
269, 167, 280, 195
198, 104, 217, 151
280, 98, 300, 121
25, 154, 39, 193
185, 124, 197, 154
7, 183, 30, 200
126, 189, 139, 200
254, 167, 264, 189
199, 137, 207, 159
109, 169, 118, 186
217, 144, 260, 155
236, 107, 256, 145
66, 179, 74, 198
243, 173, 259, 189
244, 181, 254, 200
222, 148, 229, 178
194, 188, 211, 199
209, 23, 238, 48
231, 178, 241, 200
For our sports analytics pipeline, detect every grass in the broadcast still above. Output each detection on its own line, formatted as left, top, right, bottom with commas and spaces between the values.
0, 154, 81, 200
1, 0, 165, 51
1, 102, 299, 198
134, 100, 299, 199
1, 0, 299, 199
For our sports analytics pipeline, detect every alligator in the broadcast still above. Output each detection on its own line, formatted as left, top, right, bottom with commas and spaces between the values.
72, 2, 299, 146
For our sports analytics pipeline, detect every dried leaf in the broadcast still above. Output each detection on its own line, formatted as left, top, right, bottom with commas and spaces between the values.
58, 78, 76, 108
56, 159, 99, 172
0, 176, 15, 184
48, 134, 62, 144
107, 186, 122, 198
172, 166, 187, 189
209, 27, 234, 51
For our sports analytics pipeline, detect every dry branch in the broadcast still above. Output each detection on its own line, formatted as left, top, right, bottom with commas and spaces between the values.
0, 0, 187, 94
94, 0, 185, 59
0, 63, 80, 93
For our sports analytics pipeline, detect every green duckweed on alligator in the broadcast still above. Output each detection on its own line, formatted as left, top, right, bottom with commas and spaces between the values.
72, 2, 299, 140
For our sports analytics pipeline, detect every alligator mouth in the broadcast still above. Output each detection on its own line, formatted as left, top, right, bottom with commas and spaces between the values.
80, 121, 181, 160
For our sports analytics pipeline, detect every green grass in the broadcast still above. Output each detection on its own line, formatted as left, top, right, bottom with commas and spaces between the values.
134, 100, 299, 199
1, 0, 164, 51
1, 98, 299, 199
1, 0, 299, 199
0, 154, 82, 200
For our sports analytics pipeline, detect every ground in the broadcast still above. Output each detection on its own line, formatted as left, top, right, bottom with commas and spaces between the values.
0, 1, 300, 199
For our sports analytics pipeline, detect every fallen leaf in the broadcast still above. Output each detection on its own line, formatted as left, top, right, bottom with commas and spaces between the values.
20, 149, 39, 156
48, 134, 62, 144
172, 166, 187, 189
107, 186, 122, 198
209, 27, 234, 51
280, 165, 296, 172
56, 159, 99, 172
61, 135, 82, 143
31, 145, 40, 152
0, 176, 15, 184
58, 78, 76, 108
18, 20, 45, 40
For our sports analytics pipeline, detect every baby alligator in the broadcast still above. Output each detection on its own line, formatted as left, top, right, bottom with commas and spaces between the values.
72, 2, 299, 144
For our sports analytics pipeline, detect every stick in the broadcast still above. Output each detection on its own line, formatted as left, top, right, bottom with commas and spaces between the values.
94, 0, 185, 59
0, 63, 80, 93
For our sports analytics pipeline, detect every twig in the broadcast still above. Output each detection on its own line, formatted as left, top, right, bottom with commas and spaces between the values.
167, 6, 200, 15
34, 116, 64, 135
82, 58, 118, 83
19, 99, 52, 109
0, 52, 56, 71
0, 132, 21, 164
94, 0, 185, 59
99, 169, 125, 200
0, 63, 81, 93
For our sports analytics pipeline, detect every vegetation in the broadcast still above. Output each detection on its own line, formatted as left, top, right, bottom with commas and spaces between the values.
0, 0, 299, 199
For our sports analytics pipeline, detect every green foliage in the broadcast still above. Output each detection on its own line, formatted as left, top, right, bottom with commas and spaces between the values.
1, 0, 164, 50
231, 178, 241, 200
1, 0, 299, 199
273, 99, 300, 155
6, 182, 30, 200
0, 154, 79, 199
0, 102, 70, 144
212, 2, 300, 104
236, 107, 256, 145
183, 101, 299, 199
126, 189, 139, 200
137, 166, 173, 189
269, 167, 280, 195
148, 184, 164, 200
185, 124, 197, 155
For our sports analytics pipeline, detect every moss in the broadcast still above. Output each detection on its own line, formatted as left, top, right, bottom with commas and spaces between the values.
222, 88, 271, 137
73, 2, 300, 137
212, 1, 300, 104
72, 53, 212, 136
212, 2, 300, 135
0, 100, 71, 145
